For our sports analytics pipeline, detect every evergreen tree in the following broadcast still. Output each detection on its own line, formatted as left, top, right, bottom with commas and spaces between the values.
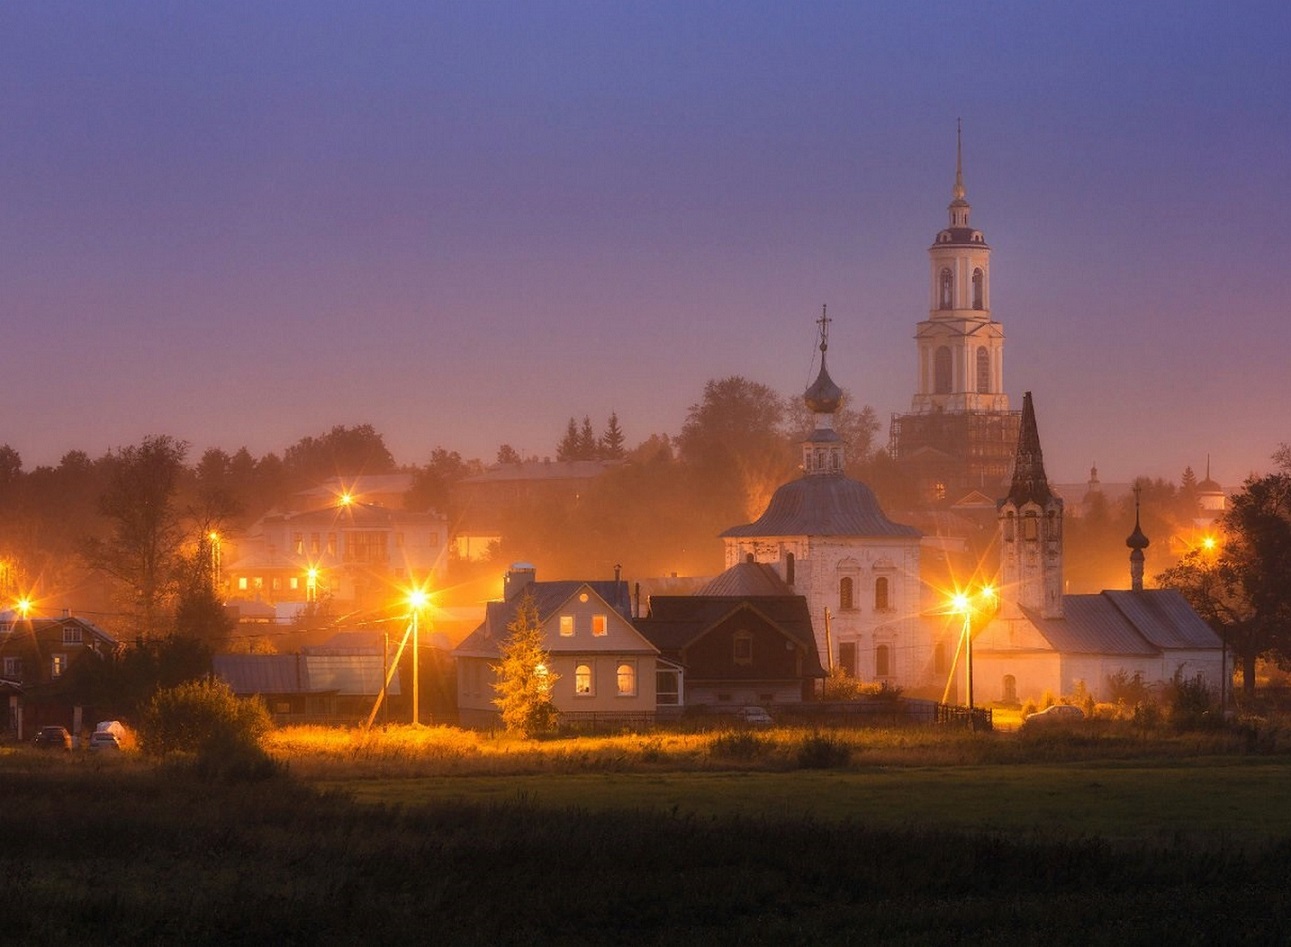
599, 412, 626, 460
491, 590, 558, 736
556, 418, 581, 461
578, 416, 598, 460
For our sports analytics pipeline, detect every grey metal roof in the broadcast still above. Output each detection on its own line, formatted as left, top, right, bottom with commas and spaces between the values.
1103, 589, 1223, 650
213, 653, 399, 697
697, 561, 793, 597
721, 474, 921, 539
1019, 589, 1221, 657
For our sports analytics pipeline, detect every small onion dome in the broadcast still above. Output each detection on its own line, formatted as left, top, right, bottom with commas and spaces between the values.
1125, 516, 1150, 551
804, 357, 843, 415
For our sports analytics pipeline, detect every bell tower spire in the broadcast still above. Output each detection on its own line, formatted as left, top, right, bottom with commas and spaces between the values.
998, 392, 1064, 619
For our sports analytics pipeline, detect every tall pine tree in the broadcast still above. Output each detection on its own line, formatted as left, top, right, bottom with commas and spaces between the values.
491, 590, 559, 736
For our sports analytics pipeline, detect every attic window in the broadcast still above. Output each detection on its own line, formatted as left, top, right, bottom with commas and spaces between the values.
592, 615, 608, 637
733, 631, 753, 666
559, 616, 574, 637
62, 625, 83, 645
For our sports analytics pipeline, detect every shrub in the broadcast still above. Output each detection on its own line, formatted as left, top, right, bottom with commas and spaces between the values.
140, 678, 276, 779
795, 731, 852, 770
821, 667, 866, 700
1165, 671, 1217, 730
710, 729, 768, 761
1106, 669, 1150, 706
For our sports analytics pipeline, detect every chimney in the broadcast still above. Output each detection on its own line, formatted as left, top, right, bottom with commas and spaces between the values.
504, 563, 537, 600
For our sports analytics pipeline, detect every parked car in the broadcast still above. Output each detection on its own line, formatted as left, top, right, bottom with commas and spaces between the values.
735, 706, 774, 726
89, 730, 122, 752
1023, 704, 1085, 727
34, 725, 72, 750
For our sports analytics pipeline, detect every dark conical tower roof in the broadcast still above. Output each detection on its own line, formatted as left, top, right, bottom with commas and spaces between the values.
804, 305, 843, 415
1125, 490, 1150, 551
1005, 391, 1054, 506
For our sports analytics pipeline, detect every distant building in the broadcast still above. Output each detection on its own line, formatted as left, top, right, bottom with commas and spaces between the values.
0, 613, 118, 739
888, 127, 1020, 504
222, 475, 448, 618
721, 315, 928, 689
969, 394, 1226, 704
635, 560, 826, 707
450, 459, 622, 561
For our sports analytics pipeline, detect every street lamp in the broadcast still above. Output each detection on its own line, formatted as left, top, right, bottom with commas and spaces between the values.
408, 588, 429, 725
951, 585, 997, 729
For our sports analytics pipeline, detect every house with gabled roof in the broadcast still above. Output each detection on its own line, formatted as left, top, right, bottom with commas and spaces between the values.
0, 613, 119, 739
453, 565, 660, 728
637, 560, 826, 707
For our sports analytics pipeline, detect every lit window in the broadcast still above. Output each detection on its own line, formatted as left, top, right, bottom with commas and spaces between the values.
61, 625, 83, 645
289, 577, 299, 590
591, 615, 608, 637
616, 662, 636, 696
51, 654, 66, 678
559, 616, 574, 637
733, 631, 753, 666
252, 577, 264, 590
293, 533, 304, 555
575, 663, 593, 696
238, 577, 248, 591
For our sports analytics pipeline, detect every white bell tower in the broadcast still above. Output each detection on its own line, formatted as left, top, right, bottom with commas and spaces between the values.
912, 122, 1008, 415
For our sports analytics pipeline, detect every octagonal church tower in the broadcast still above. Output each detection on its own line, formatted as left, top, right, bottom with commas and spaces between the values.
721, 313, 927, 687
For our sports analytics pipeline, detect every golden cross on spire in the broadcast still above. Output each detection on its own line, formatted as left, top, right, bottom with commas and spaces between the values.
817, 303, 830, 353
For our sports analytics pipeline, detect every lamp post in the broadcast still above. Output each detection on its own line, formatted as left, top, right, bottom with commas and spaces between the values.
408, 589, 428, 725
952, 585, 997, 730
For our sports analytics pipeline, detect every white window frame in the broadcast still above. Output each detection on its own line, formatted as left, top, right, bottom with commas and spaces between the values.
616, 661, 637, 697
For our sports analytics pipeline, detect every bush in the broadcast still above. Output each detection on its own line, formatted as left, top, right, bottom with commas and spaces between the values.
140, 678, 277, 779
795, 731, 852, 770
1166, 671, 1217, 730
710, 729, 768, 761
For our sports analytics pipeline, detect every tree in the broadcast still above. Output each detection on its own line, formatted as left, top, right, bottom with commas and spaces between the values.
578, 416, 598, 459
83, 435, 189, 639
491, 590, 558, 736
599, 412, 626, 460
405, 447, 480, 513
556, 418, 581, 461
677, 376, 794, 522
282, 424, 396, 484
1158, 453, 1291, 698
496, 444, 522, 465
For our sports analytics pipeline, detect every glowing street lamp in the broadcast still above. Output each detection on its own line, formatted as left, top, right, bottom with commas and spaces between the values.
408, 588, 429, 725
951, 584, 998, 729
14, 598, 32, 620
306, 568, 319, 604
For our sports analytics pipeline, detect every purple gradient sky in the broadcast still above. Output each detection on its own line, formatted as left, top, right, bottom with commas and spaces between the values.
0, 3, 1286, 487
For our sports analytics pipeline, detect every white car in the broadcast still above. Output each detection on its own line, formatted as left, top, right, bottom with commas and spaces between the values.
1023, 704, 1085, 726
735, 706, 773, 726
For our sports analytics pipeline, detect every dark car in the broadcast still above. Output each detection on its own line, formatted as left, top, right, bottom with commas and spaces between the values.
34, 725, 72, 750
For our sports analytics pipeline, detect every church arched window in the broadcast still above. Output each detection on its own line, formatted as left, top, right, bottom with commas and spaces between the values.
839, 576, 854, 611
874, 576, 890, 612
976, 346, 990, 393
939, 268, 953, 309
934, 347, 952, 394
972, 268, 984, 310
785, 553, 795, 585
875, 644, 891, 678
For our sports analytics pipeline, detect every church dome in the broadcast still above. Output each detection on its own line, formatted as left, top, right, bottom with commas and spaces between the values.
804, 358, 843, 415
721, 475, 921, 539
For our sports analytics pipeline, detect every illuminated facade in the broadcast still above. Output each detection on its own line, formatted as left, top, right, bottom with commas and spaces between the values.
453, 566, 659, 727
223, 478, 448, 617
889, 127, 1020, 503
721, 321, 932, 689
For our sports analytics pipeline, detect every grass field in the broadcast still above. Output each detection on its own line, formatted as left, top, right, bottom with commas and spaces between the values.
6, 721, 1291, 943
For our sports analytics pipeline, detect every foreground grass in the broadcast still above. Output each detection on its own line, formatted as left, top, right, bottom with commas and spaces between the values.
8, 722, 1291, 943
4, 752, 1291, 944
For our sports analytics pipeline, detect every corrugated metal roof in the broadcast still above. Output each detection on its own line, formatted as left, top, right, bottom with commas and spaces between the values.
214, 654, 304, 694
721, 475, 921, 539
697, 561, 793, 597
1104, 589, 1223, 650
213, 653, 399, 697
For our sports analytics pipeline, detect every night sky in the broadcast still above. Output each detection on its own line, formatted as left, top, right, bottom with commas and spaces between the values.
1, 2, 1286, 488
